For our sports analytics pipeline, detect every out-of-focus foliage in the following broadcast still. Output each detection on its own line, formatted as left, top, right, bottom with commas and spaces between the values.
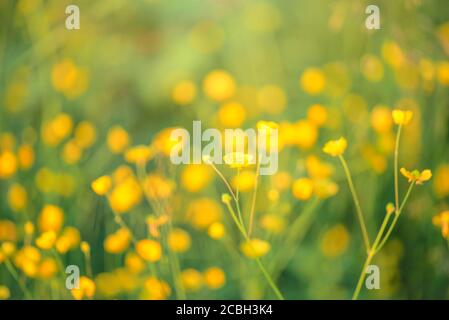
1, 0, 449, 300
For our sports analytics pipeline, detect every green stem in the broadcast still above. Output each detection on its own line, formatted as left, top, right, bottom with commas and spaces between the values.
394, 125, 402, 214
5, 259, 32, 299
223, 200, 284, 300
248, 160, 261, 237
339, 155, 371, 252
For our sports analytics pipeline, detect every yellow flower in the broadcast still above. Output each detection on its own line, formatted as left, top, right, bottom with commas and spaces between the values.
91, 175, 112, 196
1, 241, 16, 256
432, 211, 449, 239
400, 168, 432, 185
322, 137, 347, 157
14, 245, 41, 277
203, 267, 226, 289
0, 220, 17, 242
371, 105, 393, 133
305, 155, 334, 179
24, 221, 34, 236
181, 164, 213, 192
313, 179, 339, 199
260, 214, 285, 234
187, 198, 221, 230
382, 41, 405, 69
125, 252, 145, 274
41, 113, 73, 146
71, 276, 96, 300
107, 126, 130, 154
167, 228, 191, 253
223, 152, 254, 169
218, 102, 246, 127
181, 269, 203, 292
38, 205, 64, 233
0, 151, 18, 179
144, 174, 175, 200
203, 70, 236, 101
231, 170, 255, 192
207, 222, 225, 240
104, 228, 131, 254
361, 54, 384, 82
434, 164, 449, 198
240, 238, 271, 258
300, 67, 326, 95
35, 231, 57, 250
143, 277, 171, 300
136, 239, 162, 262
293, 120, 318, 149
8, 184, 27, 213
37, 258, 58, 279
392, 109, 413, 125
108, 175, 142, 213
292, 178, 314, 200
320, 224, 350, 258
80, 241, 90, 254
0, 286, 10, 300
74, 121, 96, 149
55, 227, 81, 253
124, 145, 153, 164
17, 144, 34, 170
51, 59, 89, 99
171, 80, 196, 105
307, 104, 328, 127
437, 61, 449, 86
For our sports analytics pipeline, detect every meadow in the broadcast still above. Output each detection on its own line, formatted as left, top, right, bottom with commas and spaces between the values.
1, 0, 449, 300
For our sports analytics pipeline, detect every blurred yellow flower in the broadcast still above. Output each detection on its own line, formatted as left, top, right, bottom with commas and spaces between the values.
321, 224, 349, 258
434, 164, 449, 198
382, 41, 405, 69
55, 227, 81, 253
74, 121, 96, 149
14, 245, 41, 277
371, 105, 393, 133
322, 137, 347, 157
51, 59, 89, 99
91, 175, 112, 196
313, 179, 339, 199
41, 113, 73, 146
218, 102, 246, 128
392, 109, 413, 125
207, 222, 225, 240
143, 277, 171, 300
7, 183, 27, 212
432, 211, 449, 239
260, 214, 285, 234
35, 231, 57, 250
125, 252, 145, 274
107, 126, 130, 154
307, 104, 328, 127
203, 267, 226, 289
203, 70, 236, 101
0, 220, 17, 242
300, 68, 326, 95
187, 198, 222, 230
62, 140, 83, 164
181, 164, 213, 192
306, 155, 334, 179
136, 239, 162, 262
144, 174, 175, 200
17, 144, 34, 170
240, 239, 271, 258
167, 228, 191, 253
292, 178, 314, 200
104, 228, 132, 254
181, 268, 203, 292
0, 151, 17, 179
124, 145, 153, 164
71, 276, 96, 300
108, 176, 142, 213
0, 285, 10, 300
1, 242, 16, 257
171, 80, 196, 105
231, 170, 255, 192
437, 61, 449, 86
38, 205, 64, 233
293, 120, 318, 149
400, 168, 432, 185
153, 127, 180, 156
37, 258, 58, 279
